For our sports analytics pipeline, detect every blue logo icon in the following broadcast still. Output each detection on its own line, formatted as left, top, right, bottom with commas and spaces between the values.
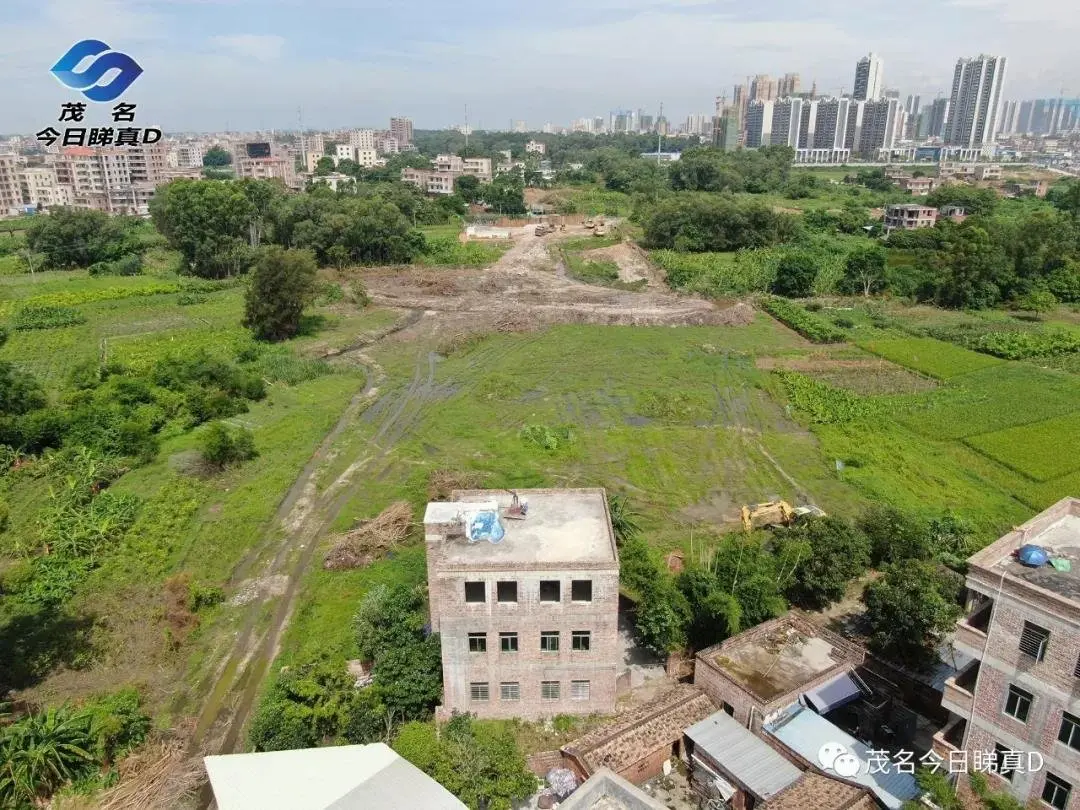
51, 40, 143, 102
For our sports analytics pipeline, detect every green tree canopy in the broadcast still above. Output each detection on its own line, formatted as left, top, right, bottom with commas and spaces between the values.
863, 560, 962, 671
202, 146, 233, 167
642, 194, 799, 253
243, 246, 318, 341
150, 179, 258, 278
454, 174, 482, 203
926, 184, 999, 216
25, 208, 143, 270
770, 251, 819, 297
838, 244, 888, 296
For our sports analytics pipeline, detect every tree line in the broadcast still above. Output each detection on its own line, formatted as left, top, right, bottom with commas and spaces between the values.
619, 501, 971, 673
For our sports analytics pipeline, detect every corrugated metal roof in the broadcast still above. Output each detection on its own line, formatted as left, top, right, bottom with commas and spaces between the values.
764, 705, 920, 810
803, 671, 863, 715
685, 710, 802, 801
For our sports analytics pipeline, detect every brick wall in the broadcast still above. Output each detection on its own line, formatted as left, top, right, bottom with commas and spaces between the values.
526, 750, 571, 777
428, 559, 620, 719
618, 746, 672, 784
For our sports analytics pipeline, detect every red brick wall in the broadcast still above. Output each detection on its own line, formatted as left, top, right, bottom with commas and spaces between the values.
618, 746, 671, 784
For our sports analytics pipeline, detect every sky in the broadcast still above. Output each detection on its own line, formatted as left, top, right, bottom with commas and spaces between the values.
1, 0, 1077, 133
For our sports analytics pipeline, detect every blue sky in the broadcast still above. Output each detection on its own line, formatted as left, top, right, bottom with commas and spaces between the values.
1, 0, 1076, 133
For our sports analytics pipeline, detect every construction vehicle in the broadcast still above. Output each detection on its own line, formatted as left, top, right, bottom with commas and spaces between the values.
534, 222, 556, 236
741, 501, 826, 532
593, 221, 608, 237
583, 218, 595, 229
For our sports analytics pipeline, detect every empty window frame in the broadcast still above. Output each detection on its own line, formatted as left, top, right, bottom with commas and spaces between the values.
468, 632, 487, 653
571, 630, 591, 651
497, 581, 518, 603
464, 581, 486, 603
571, 580, 593, 602
539, 580, 561, 602
500, 632, 519, 652
540, 631, 559, 652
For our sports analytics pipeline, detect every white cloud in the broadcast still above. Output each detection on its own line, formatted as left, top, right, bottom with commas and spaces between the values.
209, 34, 285, 61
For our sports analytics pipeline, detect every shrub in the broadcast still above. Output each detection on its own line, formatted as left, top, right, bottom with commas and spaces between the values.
348, 280, 371, 308
770, 251, 818, 297
12, 305, 87, 331
199, 422, 257, 469
519, 424, 575, 452
176, 293, 207, 306
760, 297, 846, 343
964, 328, 1080, 360
87, 254, 143, 276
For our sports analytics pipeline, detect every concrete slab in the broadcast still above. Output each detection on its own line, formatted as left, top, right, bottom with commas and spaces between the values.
425, 488, 618, 568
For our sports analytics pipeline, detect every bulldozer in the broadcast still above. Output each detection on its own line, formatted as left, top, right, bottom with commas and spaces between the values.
593, 218, 608, 237
741, 501, 826, 532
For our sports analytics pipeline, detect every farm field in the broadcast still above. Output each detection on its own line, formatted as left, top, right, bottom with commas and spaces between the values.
859, 336, 1003, 379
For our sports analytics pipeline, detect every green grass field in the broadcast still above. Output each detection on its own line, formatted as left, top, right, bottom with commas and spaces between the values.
860, 336, 1003, 379
965, 411, 1080, 482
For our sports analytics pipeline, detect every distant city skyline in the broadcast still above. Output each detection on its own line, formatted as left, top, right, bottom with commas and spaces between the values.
1, 0, 1077, 133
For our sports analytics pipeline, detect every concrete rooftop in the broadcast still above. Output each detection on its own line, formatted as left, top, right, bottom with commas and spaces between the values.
710, 621, 845, 702
424, 488, 618, 569
973, 498, 1080, 603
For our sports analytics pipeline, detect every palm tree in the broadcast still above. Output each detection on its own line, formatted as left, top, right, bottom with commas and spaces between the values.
0, 706, 95, 807
607, 493, 640, 545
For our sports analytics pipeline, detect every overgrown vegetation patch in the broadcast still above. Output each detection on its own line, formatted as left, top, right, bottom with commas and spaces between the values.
760, 297, 846, 343
12, 304, 87, 331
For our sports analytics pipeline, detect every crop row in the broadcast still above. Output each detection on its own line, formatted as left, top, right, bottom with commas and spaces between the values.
0, 283, 181, 317
760, 296, 846, 343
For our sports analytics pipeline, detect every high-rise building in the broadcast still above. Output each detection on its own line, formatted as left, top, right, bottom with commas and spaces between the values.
745, 100, 773, 148
0, 154, 24, 215
770, 98, 805, 147
389, 117, 413, 145
927, 97, 951, 140
904, 95, 922, 138
998, 100, 1018, 135
852, 53, 884, 101
844, 98, 902, 157
349, 129, 376, 150
749, 74, 777, 102
778, 73, 801, 97
639, 115, 654, 133
513, 120, 527, 133
713, 98, 741, 151
944, 54, 1007, 155
810, 97, 853, 149
593, 117, 606, 134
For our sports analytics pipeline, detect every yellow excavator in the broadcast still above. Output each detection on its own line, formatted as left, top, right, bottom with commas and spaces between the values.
741, 501, 826, 532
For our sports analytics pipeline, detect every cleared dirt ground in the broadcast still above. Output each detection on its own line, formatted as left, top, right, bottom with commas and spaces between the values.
359, 228, 753, 339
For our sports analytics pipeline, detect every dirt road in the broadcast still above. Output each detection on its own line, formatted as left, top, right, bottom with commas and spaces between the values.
188, 229, 756, 803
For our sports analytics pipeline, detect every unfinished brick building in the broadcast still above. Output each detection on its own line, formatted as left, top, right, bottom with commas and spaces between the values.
693, 613, 866, 732
424, 489, 619, 720
941, 497, 1080, 810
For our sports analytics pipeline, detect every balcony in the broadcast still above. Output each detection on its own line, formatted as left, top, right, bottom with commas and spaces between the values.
954, 599, 992, 658
932, 717, 967, 761
942, 661, 979, 717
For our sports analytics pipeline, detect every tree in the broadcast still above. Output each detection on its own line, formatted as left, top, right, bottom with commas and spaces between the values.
202, 146, 232, 167
642, 195, 799, 253
839, 244, 888, 296
482, 173, 527, 216
857, 505, 932, 566
923, 222, 1011, 309
393, 716, 536, 810
780, 516, 870, 609
1048, 179, 1080, 223
926, 185, 998, 217
1019, 289, 1058, 317
454, 174, 482, 204
770, 251, 818, 297
852, 168, 894, 192
620, 536, 689, 655
678, 568, 741, 650
606, 493, 640, 545
243, 246, 318, 341
863, 561, 962, 671
199, 422, 257, 468
25, 208, 142, 270
150, 179, 257, 278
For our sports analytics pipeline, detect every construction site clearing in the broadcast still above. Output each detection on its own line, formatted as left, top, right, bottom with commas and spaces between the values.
352, 224, 756, 340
